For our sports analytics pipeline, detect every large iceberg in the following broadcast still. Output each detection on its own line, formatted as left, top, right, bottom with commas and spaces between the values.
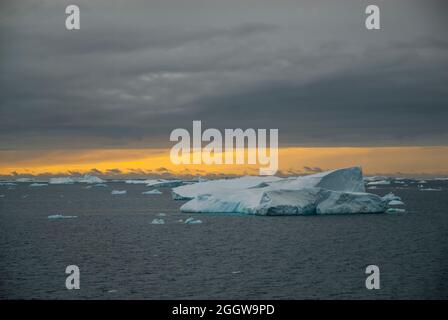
178, 167, 387, 215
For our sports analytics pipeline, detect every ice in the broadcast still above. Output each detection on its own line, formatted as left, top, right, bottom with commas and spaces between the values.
151, 218, 165, 224
316, 191, 386, 214
111, 190, 127, 195
179, 167, 386, 215
29, 183, 48, 187
388, 200, 405, 206
386, 208, 406, 214
49, 175, 104, 184
184, 217, 203, 224
142, 189, 162, 195
381, 193, 401, 202
49, 177, 75, 184
0, 182, 17, 186
48, 214, 77, 219
125, 179, 185, 187
418, 180, 427, 184
156, 213, 166, 216
16, 178, 34, 182
172, 175, 282, 200
0, 194, 5, 198
366, 180, 391, 186
419, 188, 442, 191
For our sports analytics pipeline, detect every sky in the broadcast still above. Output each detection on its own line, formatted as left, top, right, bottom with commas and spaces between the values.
1, 0, 447, 177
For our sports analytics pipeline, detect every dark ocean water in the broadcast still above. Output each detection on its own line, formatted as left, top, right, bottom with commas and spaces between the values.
1, 181, 447, 299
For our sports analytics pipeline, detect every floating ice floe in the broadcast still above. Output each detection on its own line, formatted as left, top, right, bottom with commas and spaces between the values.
0, 182, 17, 186
178, 167, 387, 215
151, 218, 165, 224
388, 200, 405, 206
184, 217, 203, 224
0, 194, 5, 198
125, 179, 185, 188
381, 192, 401, 202
16, 178, 34, 182
86, 183, 108, 189
156, 213, 166, 216
29, 183, 48, 187
419, 188, 442, 191
386, 208, 406, 214
49, 175, 105, 184
142, 189, 162, 195
48, 214, 77, 219
366, 180, 391, 186
111, 190, 127, 195
418, 180, 427, 184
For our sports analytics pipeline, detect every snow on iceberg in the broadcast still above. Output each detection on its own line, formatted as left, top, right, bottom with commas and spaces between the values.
111, 190, 127, 195
179, 167, 386, 215
142, 189, 162, 195
172, 175, 283, 200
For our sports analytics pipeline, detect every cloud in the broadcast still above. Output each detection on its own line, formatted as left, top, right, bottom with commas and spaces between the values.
0, 0, 447, 151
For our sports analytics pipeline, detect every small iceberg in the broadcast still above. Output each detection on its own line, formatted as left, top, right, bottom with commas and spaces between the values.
382, 192, 401, 202
16, 178, 34, 182
49, 177, 75, 184
156, 213, 166, 217
366, 180, 391, 186
48, 214, 77, 219
151, 218, 165, 224
0, 194, 5, 198
29, 183, 48, 187
386, 208, 406, 214
184, 217, 203, 224
419, 188, 442, 191
0, 182, 17, 186
388, 200, 405, 206
111, 190, 127, 195
142, 189, 162, 195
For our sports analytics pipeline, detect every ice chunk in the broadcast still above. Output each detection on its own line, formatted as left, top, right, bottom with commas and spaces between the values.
151, 218, 165, 224
16, 178, 34, 182
142, 189, 162, 195
388, 200, 405, 206
0, 194, 5, 198
156, 213, 166, 216
49, 177, 75, 184
49, 175, 104, 184
316, 191, 386, 214
366, 180, 391, 186
111, 190, 127, 195
48, 214, 77, 219
381, 192, 401, 202
386, 208, 406, 214
184, 217, 203, 224
29, 183, 48, 187
419, 188, 442, 191
0, 182, 17, 186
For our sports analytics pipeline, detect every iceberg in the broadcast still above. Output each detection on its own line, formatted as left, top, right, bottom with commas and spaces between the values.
366, 180, 391, 186
151, 218, 165, 224
29, 183, 48, 187
16, 178, 34, 182
125, 179, 185, 187
179, 167, 387, 215
386, 208, 406, 214
381, 192, 401, 202
142, 189, 162, 195
184, 217, 203, 224
388, 200, 405, 206
49, 175, 104, 184
48, 214, 77, 219
111, 190, 127, 195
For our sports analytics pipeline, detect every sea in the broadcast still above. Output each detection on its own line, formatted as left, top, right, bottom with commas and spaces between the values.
1, 180, 447, 299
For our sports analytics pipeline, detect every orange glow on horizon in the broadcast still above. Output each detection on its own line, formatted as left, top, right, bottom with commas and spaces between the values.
1, 146, 448, 176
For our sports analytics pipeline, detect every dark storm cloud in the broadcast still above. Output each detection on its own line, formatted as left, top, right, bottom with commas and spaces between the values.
0, 0, 447, 150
